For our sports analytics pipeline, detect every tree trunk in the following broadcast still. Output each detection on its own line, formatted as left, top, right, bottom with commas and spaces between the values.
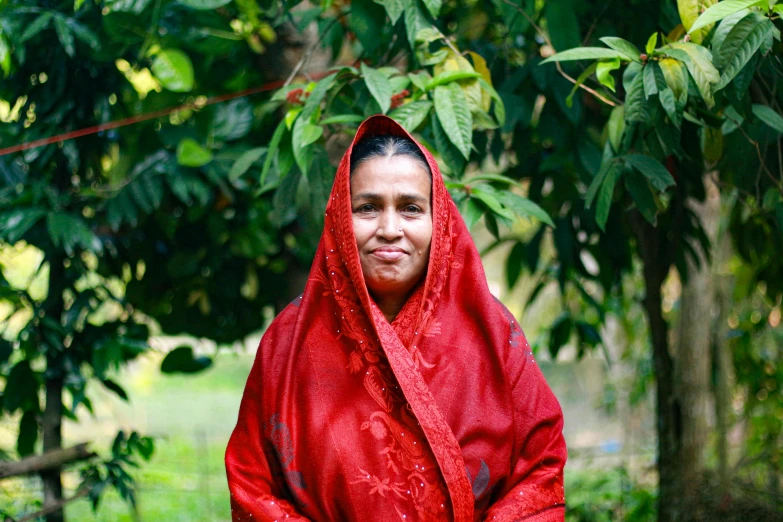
674, 175, 721, 520
712, 210, 735, 501
40, 255, 67, 522
41, 368, 64, 522
630, 212, 681, 522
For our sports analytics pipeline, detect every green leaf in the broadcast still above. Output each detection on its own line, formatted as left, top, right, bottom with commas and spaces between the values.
540, 47, 626, 63
261, 119, 287, 185
320, 114, 366, 125
101, 379, 129, 401
624, 67, 649, 123
666, 43, 719, 108
595, 163, 621, 231
421, 0, 442, 18
0, 209, 46, 243
760, 24, 774, 53
496, 191, 555, 227
424, 70, 483, 90
284, 107, 302, 130
711, 9, 752, 54
546, 0, 581, 54
403, 2, 429, 49
586, 160, 611, 209
4, 361, 38, 413
599, 37, 642, 63
476, 78, 505, 127
667, 43, 720, 83
607, 106, 625, 152
415, 27, 443, 44
20, 13, 53, 42
752, 104, 783, 134
106, 0, 153, 12
659, 87, 682, 128
160, 345, 212, 374
374, 0, 409, 24
471, 187, 515, 221
645, 33, 658, 56
575, 321, 603, 350
389, 100, 433, 131
714, 14, 773, 91
721, 104, 744, 134
433, 83, 472, 159
465, 173, 524, 189
679, 0, 719, 43
68, 19, 101, 51
643, 62, 666, 98
361, 62, 394, 114
0, 33, 10, 77
178, 0, 233, 9
431, 114, 465, 175
688, 0, 763, 34
460, 198, 483, 231
213, 98, 253, 141
659, 58, 689, 103
176, 139, 213, 167
624, 154, 676, 191
549, 313, 573, 360
596, 58, 621, 92
507, 242, 525, 289
350, 0, 387, 53
408, 71, 429, 92
625, 169, 659, 224
292, 73, 337, 175
229, 147, 266, 182
299, 123, 324, 146
47, 213, 102, 255
18, 411, 38, 457
54, 15, 75, 57
566, 63, 597, 107
151, 49, 194, 92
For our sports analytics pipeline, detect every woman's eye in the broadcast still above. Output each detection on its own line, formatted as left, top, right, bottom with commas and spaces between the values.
356, 204, 375, 213
403, 205, 422, 213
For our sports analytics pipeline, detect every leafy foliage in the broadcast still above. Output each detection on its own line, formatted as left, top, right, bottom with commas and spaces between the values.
0, 0, 781, 518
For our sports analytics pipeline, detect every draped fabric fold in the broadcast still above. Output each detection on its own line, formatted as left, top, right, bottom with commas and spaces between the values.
226, 115, 567, 522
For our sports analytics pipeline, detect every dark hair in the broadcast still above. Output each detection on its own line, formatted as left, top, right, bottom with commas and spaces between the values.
350, 135, 432, 178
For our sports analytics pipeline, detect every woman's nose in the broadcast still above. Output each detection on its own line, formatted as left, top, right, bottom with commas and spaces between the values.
377, 210, 403, 239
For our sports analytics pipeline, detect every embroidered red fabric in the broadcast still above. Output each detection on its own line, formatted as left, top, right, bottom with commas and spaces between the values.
225, 115, 567, 522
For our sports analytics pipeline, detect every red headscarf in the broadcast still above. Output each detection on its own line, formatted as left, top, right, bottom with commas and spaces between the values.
226, 115, 566, 522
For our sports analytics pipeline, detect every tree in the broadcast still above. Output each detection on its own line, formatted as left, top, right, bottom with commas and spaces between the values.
0, 0, 534, 519
540, 1, 782, 519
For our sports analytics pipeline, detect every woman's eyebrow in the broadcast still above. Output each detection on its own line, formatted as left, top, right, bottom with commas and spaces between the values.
397, 193, 429, 203
351, 192, 429, 203
351, 192, 382, 201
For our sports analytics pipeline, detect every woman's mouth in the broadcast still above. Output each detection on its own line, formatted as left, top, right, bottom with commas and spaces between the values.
370, 247, 407, 261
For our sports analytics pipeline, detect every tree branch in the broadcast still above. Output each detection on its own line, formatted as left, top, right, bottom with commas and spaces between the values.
0, 444, 96, 481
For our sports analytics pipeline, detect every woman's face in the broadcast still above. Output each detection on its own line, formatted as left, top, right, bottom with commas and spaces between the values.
350, 154, 433, 303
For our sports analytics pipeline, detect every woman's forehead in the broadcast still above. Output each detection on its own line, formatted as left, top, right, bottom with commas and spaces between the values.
350, 156, 431, 195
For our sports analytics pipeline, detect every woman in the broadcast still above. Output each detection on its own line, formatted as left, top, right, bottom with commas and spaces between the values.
225, 115, 566, 521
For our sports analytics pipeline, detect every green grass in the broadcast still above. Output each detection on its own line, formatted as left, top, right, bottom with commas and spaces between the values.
59, 349, 257, 522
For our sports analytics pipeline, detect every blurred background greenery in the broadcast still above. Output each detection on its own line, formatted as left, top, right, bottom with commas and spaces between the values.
1, 0, 782, 521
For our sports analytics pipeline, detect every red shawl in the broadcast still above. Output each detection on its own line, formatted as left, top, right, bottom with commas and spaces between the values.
225, 115, 566, 521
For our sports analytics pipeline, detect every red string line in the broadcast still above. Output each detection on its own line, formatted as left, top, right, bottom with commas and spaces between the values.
0, 78, 293, 158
